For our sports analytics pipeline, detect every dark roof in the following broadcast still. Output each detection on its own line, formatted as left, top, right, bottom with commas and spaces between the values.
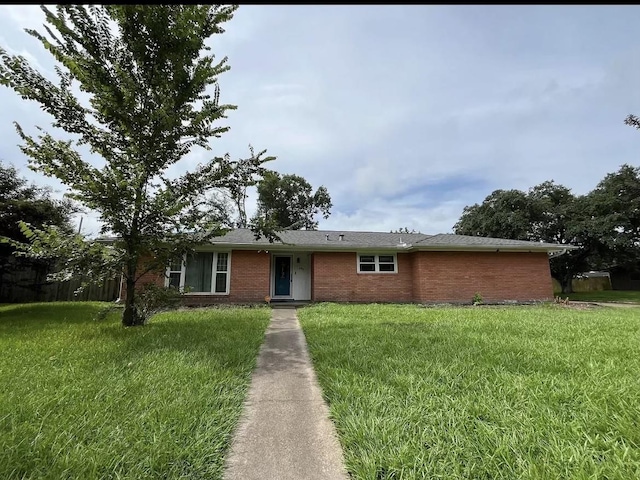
415, 233, 566, 250
97, 228, 576, 252
206, 229, 573, 252
209, 229, 429, 248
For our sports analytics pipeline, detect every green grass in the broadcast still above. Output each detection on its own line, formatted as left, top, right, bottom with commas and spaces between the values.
0, 302, 270, 480
299, 303, 640, 480
566, 290, 640, 304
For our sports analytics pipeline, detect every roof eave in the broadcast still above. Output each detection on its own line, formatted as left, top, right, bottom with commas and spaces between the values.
95, 236, 578, 254
412, 244, 573, 253
208, 242, 413, 252
208, 242, 573, 253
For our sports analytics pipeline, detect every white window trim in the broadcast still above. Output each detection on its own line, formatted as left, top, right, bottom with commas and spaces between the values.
165, 251, 231, 295
356, 252, 398, 274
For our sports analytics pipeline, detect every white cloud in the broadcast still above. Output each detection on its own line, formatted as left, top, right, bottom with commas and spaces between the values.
323, 199, 466, 235
2, 5, 640, 238
3, 5, 44, 31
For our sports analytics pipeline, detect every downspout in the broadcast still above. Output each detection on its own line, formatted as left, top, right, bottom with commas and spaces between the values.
548, 248, 568, 259
116, 271, 124, 303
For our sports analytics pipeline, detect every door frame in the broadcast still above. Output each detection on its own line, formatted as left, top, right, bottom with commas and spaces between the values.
271, 254, 293, 298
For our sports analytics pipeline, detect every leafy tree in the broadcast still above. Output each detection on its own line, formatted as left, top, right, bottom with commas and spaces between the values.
204, 189, 238, 229
0, 160, 78, 298
252, 171, 332, 230
453, 182, 594, 293
0, 5, 274, 326
586, 162, 640, 271
0, 161, 77, 241
527, 182, 598, 294
204, 145, 270, 229
453, 189, 533, 241
391, 227, 420, 234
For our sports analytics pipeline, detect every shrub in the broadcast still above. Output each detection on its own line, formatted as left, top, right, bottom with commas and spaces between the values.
134, 283, 184, 324
97, 284, 184, 324
473, 292, 484, 305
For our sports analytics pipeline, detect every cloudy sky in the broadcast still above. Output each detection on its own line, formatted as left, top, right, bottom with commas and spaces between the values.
1, 5, 640, 236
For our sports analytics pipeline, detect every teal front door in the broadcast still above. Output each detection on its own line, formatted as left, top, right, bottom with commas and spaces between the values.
274, 256, 291, 296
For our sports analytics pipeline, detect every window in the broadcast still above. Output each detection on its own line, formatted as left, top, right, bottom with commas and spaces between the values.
165, 251, 230, 294
357, 253, 397, 273
359, 255, 376, 272
215, 252, 229, 293
167, 259, 182, 289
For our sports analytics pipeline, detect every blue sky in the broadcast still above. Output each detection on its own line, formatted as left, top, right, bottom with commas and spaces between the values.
1, 5, 640, 236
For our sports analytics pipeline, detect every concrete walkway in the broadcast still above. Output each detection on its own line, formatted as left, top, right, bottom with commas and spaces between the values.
570, 301, 640, 309
223, 307, 349, 480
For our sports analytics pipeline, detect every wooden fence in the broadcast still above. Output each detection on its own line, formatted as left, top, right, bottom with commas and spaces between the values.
552, 275, 612, 294
0, 265, 121, 303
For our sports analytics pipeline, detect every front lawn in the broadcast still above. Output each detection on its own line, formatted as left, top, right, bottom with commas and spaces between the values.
299, 303, 640, 480
0, 302, 270, 480
566, 290, 640, 304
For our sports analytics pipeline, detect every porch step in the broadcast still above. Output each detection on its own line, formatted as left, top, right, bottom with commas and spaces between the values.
270, 300, 312, 308
270, 302, 310, 309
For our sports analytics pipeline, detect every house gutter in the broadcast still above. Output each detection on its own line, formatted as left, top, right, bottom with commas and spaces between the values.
208, 242, 571, 254
98, 236, 575, 255
547, 248, 572, 258
116, 273, 124, 303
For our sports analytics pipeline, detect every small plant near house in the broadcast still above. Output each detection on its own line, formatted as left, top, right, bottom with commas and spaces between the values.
94, 285, 183, 323
133, 284, 185, 324
472, 292, 484, 305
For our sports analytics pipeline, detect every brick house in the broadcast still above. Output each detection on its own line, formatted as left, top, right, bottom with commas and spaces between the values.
123, 229, 572, 305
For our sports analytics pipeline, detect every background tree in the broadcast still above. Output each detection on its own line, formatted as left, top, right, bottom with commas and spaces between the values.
0, 160, 78, 298
204, 189, 238, 230
204, 145, 271, 229
586, 163, 640, 272
0, 161, 76, 240
0, 5, 274, 326
252, 171, 332, 230
527, 182, 598, 294
391, 227, 420, 234
453, 189, 534, 241
453, 181, 595, 293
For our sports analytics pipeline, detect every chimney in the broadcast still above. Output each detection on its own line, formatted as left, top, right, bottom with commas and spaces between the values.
339, 234, 344, 241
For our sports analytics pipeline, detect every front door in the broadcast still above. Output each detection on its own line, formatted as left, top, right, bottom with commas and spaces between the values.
274, 256, 292, 296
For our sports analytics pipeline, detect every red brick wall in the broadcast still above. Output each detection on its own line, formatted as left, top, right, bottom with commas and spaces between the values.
182, 250, 270, 306
119, 250, 271, 305
412, 251, 553, 303
118, 256, 165, 300
121, 249, 554, 305
312, 252, 414, 302
232, 250, 270, 301
135, 269, 165, 289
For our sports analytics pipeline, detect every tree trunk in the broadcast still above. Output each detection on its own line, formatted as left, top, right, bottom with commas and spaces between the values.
122, 276, 144, 327
561, 275, 574, 294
